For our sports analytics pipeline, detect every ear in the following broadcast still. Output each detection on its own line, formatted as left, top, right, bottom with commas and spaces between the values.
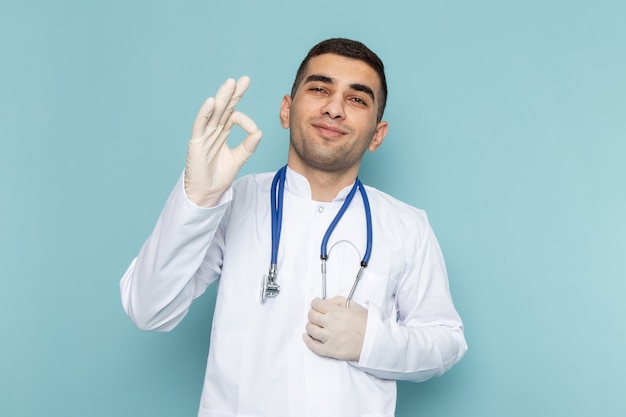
368, 121, 388, 152
279, 95, 291, 129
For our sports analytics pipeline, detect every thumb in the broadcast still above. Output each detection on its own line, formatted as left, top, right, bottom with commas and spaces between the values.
242, 129, 263, 154
232, 129, 263, 164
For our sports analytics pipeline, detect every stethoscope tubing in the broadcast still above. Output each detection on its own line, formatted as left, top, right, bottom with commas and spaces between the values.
264, 165, 373, 307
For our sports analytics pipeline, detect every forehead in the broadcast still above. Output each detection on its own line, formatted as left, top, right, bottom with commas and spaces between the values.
301, 53, 382, 93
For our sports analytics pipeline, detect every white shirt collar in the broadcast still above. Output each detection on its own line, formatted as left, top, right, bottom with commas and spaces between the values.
285, 166, 356, 203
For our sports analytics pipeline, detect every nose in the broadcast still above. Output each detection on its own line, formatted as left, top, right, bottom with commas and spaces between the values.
320, 93, 345, 120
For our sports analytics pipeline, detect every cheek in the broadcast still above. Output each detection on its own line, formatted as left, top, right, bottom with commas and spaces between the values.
358, 125, 378, 146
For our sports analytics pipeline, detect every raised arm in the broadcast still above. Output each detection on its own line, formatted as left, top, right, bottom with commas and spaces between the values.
120, 77, 262, 331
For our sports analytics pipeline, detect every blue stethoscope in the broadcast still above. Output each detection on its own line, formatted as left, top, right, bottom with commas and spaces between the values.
261, 165, 373, 307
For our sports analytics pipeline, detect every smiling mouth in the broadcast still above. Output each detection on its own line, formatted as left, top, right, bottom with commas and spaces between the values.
311, 122, 348, 138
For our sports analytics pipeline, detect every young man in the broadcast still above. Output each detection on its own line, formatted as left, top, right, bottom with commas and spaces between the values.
121, 38, 467, 417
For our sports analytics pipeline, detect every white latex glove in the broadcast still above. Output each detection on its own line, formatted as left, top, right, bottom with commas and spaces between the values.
303, 296, 368, 361
185, 76, 263, 207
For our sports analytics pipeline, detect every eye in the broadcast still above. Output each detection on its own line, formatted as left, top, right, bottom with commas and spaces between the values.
349, 96, 368, 106
308, 86, 327, 94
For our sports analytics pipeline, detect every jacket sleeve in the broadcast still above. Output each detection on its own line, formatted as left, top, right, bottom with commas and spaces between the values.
119, 173, 231, 332
353, 212, 467, 382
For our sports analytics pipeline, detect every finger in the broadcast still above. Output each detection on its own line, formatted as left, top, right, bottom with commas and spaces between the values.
310, 297, 328, 313
229, 76, 250, 105
303, 333, 326, 355
230, 111, 262, 153
231, 76, 251, 109
304, 323, 327, 343
326, 296, 348, 307
230, 110, 258, 134
217, 76, 251, 127
311, 297, 342, 314
307, 308, 326, 327
229, 130, 263, 166
207, 78, 237, 130
190, 97, 215, 141
213, 110, 262, 163
241, 129, 263, 155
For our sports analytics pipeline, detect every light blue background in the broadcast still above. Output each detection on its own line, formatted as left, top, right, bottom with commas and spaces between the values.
1, 1, 625, 416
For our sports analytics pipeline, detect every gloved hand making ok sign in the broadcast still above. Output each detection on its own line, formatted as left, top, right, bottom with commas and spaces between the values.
303, 296, 368, 361
185, 76, 263, 207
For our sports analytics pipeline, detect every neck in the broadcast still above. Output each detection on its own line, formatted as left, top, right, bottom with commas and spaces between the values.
287, 163, 359, 202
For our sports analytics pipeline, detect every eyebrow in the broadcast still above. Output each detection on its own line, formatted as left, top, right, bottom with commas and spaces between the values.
304, 74, 376, 102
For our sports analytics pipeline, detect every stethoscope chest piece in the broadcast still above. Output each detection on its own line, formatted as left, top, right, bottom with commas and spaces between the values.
260, 264, 280, 302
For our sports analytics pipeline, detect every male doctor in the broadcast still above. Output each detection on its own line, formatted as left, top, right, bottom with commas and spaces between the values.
121, 38, 467, 417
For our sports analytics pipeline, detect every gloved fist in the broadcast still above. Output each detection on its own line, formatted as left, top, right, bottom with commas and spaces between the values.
185, 76, 263, 207
303, 296, 368, 361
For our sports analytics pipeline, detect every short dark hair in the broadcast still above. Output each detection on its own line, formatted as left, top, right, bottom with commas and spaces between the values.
290, 38, 388, 122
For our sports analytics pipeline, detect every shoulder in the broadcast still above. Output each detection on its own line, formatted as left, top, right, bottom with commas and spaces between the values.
364, 185, 429, 222
232, 171, 275, 194
225, 172, 276, 218
363, 185, 434, 238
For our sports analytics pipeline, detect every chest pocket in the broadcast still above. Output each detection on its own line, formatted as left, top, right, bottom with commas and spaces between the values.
324, 239, 402, 319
